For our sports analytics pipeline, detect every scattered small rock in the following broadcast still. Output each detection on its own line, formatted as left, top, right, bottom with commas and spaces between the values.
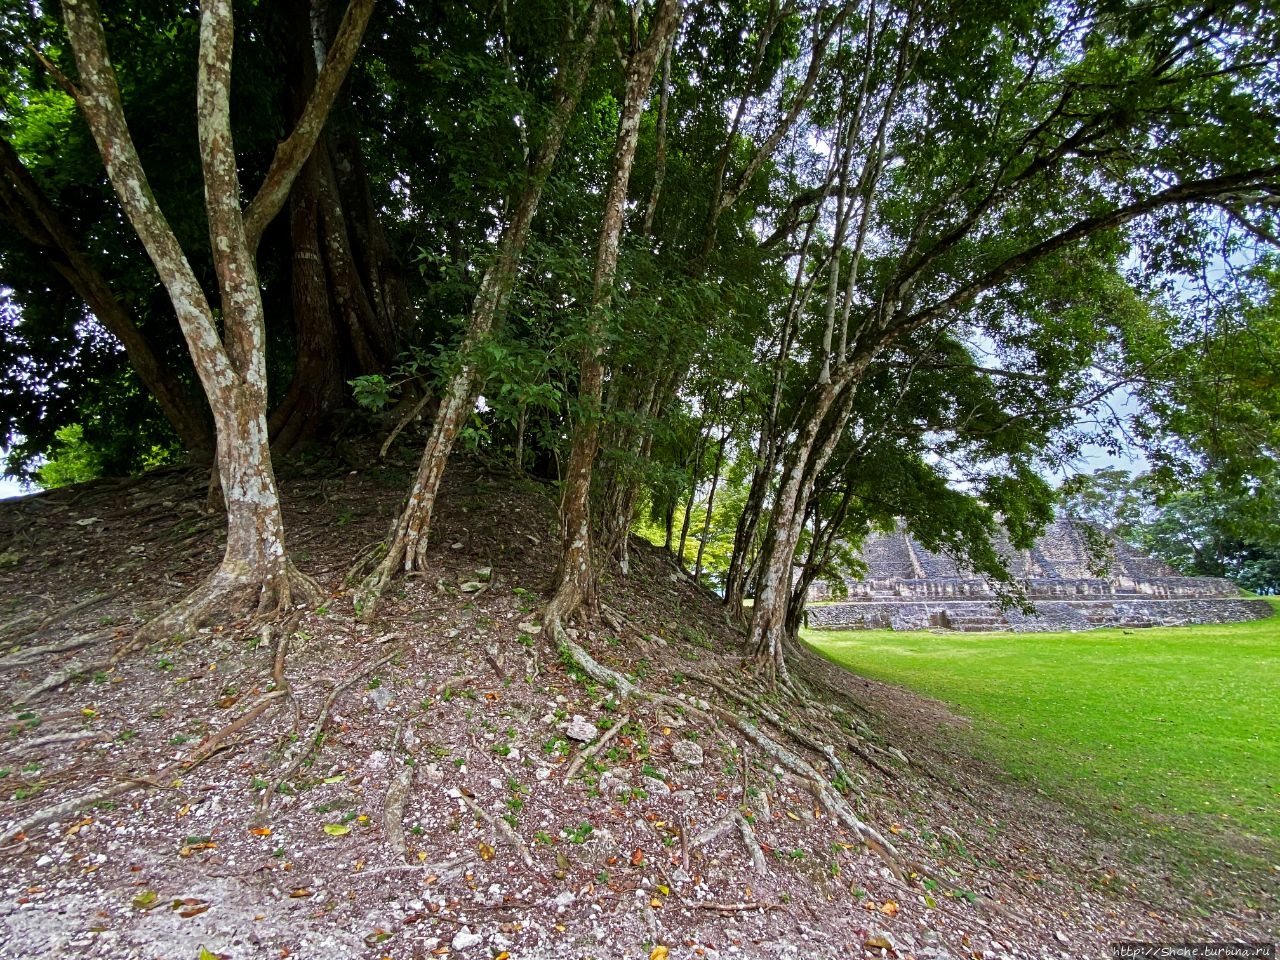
671, 739, 704, 766
564, 715, 598, 743
367, 685, 395, 711
451, 927, 483, 951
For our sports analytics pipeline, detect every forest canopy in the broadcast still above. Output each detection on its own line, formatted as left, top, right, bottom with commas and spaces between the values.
1, 0, 1277, 677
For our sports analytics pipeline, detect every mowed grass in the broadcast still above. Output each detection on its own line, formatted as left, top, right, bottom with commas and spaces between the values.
805, 602, 1280, 870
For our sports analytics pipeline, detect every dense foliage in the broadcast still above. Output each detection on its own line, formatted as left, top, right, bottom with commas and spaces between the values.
1, 0, 1276, 665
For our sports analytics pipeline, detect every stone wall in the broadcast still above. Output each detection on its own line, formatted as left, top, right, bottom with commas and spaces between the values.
805, 597, 1275, 632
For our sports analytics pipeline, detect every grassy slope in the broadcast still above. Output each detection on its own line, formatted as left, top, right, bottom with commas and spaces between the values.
805, 602, 1280, 876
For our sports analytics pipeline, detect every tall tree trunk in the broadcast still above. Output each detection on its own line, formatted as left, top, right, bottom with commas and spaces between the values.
545, 0, 682, 629
746, 370, 864, 686
268, 153, 344, 452
61, 0, 372, 638
352, 0, 607, 616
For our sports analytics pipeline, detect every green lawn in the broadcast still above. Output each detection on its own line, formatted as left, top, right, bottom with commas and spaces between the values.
805, 603, 1280, 871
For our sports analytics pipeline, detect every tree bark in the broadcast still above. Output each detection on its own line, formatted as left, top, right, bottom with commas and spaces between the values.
545, 0, 682, 629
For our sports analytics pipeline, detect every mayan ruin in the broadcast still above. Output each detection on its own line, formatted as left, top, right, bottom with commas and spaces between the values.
806, 518, 1274, 632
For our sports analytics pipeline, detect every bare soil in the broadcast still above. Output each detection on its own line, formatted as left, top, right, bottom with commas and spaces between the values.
0, 452, 1275, 960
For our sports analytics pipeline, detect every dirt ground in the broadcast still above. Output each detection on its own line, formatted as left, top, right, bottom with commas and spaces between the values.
0, 452, 1275, 959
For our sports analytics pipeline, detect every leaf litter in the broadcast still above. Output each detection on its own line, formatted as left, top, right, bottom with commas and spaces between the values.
0, 453, 1274, 959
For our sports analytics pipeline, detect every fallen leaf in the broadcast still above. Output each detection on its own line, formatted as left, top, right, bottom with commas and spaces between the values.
131, 890, 158, 910
323, 824, 351, 836
864, 934, 896, 954
322, 775, 345, 784
630, 848, 645, 867
250, 827, 272, 837
649, 948, 670, 960
289, 888, 312, 898
478, 841, 495, 861
880, 900, 899, 917
650, 897, 662, 908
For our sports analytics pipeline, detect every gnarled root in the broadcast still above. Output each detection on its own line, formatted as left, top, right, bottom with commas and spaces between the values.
545, 617, 902, 877
129, 559, 320, 652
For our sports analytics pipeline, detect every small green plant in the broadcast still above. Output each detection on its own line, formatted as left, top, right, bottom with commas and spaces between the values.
564, 821, 593, 844
534, 830, 554, 845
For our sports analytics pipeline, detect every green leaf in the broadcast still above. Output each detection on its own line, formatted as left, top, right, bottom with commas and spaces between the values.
323, 823, 351, 836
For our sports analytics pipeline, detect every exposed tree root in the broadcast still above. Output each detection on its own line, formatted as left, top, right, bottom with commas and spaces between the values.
382, 723, 414, 862
2, 687, 288, 844
0, 630, 109, 670
8, 730, 102, 752
261, 641, 403, 812
565, 716, 628, 781
129, 560, 320, 652
0, 592, 118, 646
11, 659, 98, 708
735, 812, 769, 875
546, 617, 902, 878
1, 776, 153, 847
452, 786, 534, 868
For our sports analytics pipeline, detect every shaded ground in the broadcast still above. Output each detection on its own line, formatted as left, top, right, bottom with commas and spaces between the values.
0, 451, 1275, 959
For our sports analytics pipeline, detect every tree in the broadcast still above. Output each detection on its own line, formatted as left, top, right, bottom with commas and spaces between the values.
351, 0, 609, 617
544, 0, 682, 629
742, 0, 1280, 685
57, 0, 373, 634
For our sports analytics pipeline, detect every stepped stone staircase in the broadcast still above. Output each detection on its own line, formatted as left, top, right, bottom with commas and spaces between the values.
806, 519, 1273, 633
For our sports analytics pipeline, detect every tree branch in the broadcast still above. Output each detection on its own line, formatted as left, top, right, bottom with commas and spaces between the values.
242, 0, 376, 251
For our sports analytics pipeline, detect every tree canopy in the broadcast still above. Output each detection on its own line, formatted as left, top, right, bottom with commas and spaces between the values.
1, 0, 1277, 675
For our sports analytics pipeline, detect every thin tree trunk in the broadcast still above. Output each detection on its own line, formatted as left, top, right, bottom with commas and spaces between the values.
693, 429, 728, 585
353, 0, 607, 616
676, 422, 706, 568
545, 0, 682, 628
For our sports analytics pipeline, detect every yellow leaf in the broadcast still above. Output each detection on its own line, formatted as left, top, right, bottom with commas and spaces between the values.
198, 948, 220, 960
649, 948, 670, 960
250, 827, 272, 837
649, 897, 662, 908
785, 811, 801, 821
323, 824, 350, 836
132, 890, 158, 910
356, 814, 369, 823
496, 954, 510, 960
478, 841, 495, 861
880, 900, 899, 917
